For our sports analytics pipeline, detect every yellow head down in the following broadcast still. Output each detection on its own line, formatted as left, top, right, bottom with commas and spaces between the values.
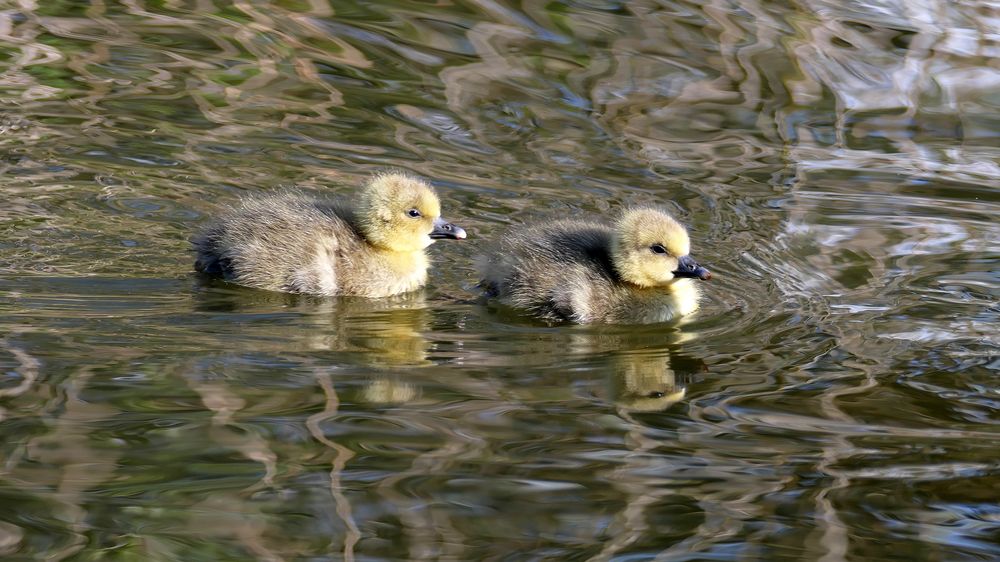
358, 172, 446, 252
611, 208, 692, 287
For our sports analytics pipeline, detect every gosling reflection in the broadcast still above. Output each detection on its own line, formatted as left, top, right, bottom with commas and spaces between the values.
459, 324, 703, 412
192, 280, 432, 367
331, 298, 431, 369
562, 327, 702, 412
608, 350, 687, 413
360, 376, 419, 405
192, 280, 432, 413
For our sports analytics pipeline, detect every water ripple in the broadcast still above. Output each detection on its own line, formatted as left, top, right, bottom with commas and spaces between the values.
1, 0, 998, 560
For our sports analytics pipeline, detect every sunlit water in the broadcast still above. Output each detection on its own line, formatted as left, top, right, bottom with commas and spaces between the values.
1, 1, 998, 560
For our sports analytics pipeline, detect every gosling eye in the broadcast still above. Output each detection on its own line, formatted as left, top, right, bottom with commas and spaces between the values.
650, 244, 668, 255
647, 391, 666, 399
407, 208, 422, 218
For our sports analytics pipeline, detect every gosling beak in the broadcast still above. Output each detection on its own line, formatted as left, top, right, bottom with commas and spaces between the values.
672, 255, 712, 280
430, 217, 467, 240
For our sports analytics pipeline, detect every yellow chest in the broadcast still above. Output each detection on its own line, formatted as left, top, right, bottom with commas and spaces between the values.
365, 250, 429, 297
622, 280, 701, 324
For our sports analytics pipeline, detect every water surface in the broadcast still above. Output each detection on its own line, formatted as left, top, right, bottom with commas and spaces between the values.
1, 1, 998, 560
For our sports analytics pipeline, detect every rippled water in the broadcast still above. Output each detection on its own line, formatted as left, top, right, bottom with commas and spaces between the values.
1, 1, 998, 560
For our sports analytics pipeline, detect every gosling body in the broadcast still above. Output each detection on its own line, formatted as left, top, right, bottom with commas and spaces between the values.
194, 173, 465, 297
478, 209, 710, 324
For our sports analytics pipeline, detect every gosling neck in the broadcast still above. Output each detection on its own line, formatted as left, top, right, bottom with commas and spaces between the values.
372, 245, 429, 272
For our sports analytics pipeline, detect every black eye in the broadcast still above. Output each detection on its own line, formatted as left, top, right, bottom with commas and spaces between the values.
407, 209, 422, 218
647, 391, 666, 399
650, 244, 667, 254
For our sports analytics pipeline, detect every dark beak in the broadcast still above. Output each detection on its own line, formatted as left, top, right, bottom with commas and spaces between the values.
672, 255, 711, 280
430, 217, 467, 240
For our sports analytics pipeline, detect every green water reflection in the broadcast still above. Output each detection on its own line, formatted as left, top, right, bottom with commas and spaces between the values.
1, 1, 998, 560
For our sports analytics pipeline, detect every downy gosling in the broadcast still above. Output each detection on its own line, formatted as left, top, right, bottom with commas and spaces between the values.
478, 208, 711, 324
194, 172, 466, 297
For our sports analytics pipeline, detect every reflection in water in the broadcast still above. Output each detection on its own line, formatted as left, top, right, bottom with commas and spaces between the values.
193, 280, 433, 365
609, 351, 688, 413
195, 282, 429, 411
1, 0, 998, 560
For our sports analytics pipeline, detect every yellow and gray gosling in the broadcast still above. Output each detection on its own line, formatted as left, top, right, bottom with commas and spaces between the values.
193, 172, 466, 297
477, 208, 710, 324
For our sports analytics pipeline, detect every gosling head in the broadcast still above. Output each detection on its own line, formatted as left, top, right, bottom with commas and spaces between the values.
611, 208, 711, 287
358, 172, 466, 252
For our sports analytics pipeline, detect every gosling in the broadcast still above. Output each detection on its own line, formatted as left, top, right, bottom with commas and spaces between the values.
193, 172, 466, 297
477, 208, 710, 324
